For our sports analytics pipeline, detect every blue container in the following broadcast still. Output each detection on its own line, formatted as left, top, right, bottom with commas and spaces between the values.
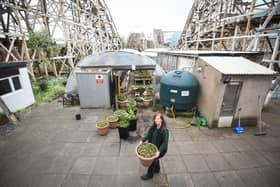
160, 70, 199, 110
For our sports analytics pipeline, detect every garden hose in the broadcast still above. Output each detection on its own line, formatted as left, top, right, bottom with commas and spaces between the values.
170, 105, 191, 129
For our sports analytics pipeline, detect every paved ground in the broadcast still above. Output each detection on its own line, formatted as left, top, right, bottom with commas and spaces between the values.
0, 99, 279, 187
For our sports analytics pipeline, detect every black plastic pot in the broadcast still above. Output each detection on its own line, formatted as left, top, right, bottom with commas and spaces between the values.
75, 114, 81, 120
118, 126, 129, 139
129, 119, 137, 131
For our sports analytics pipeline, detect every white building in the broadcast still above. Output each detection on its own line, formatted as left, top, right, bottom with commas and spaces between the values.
0, 63, 35, 113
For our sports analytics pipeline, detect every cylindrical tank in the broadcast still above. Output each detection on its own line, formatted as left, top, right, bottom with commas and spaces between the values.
160, 70, 199, 110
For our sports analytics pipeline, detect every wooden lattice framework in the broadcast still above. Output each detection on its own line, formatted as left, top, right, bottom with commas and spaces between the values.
178, 0, 280, 67
0, 0, 121, 80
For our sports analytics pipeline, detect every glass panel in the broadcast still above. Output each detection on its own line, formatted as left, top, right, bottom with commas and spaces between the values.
0, 79, 12, 96
12, 77, 22, 90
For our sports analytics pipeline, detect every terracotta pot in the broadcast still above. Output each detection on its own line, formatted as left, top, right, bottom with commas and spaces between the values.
118, 100, 127, 109
136, 143, 158, 167
96, 122, 109, 136
107, 117, 119, 129
143, 99, 152, 107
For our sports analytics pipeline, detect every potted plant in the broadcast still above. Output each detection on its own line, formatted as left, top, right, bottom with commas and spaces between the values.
128, 100, 137, 114
117, 93, 127, 109
134, 84, 145, 94
117, 113, 130, 139
127, 101, 138, 131
107, 114, 119, 129
114, 109, 127, 117
145, 85, 154, 96
96, 120, 109, 136
136, 143, 158, 167
143, 95, 153, 107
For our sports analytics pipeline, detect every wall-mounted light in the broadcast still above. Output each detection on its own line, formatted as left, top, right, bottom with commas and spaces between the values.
221, 75, 231, 83
197, 66, 202, 72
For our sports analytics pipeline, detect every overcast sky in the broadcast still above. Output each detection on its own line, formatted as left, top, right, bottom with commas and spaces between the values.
105, 0, 194, 39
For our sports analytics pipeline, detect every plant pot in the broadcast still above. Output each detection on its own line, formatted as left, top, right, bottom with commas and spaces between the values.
143, 99, 152, 107
96, 121, 109, 136
117, 100, 127, 109
107, 115, 119, 129
118, 126, 129, 139
75, 114, 81, 120
129, 119, 137, 131
136, 143, 158, 167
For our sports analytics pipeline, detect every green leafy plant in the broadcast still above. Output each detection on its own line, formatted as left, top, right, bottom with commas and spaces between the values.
118, 113, 130, 128
27, 30, 63, 57
107, 115, 119, 122
38, 80, 49, 91
96, 121, 109, 128
32, 77, 66, 106
118, 93, 127, 101
135, 96, 142, 102
137, 143, 157, 158
127, 109, 137, 121
128, 100, 136, 110
27, 31, 52, 51
114, 109, 127, 117
143, 95, 152, 101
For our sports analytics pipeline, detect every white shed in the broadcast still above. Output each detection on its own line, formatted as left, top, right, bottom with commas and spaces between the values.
0, 63, 35, 113
192, 56, 277, 128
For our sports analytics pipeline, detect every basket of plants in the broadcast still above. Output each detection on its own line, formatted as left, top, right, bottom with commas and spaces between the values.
136, 143, 158, 167
96, 120, 109, 136
107, 114, 119, 129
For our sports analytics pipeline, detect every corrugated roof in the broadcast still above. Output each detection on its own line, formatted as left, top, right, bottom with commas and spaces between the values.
199, 56, 277, 75
159, 50, 263, 57
78, 50, 156, 70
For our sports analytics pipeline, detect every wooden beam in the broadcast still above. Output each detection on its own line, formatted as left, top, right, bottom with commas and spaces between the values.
0, 97, 19, 125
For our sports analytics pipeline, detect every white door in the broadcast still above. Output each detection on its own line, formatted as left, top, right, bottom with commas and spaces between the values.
218, 82, 242, 127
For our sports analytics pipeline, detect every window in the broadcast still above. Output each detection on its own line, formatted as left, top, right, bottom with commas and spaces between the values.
12, 77, 21, 90
0, 79, 12, 96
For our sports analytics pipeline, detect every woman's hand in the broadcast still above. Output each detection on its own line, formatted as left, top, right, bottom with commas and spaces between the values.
137, 140, 143, 147
155, 150, 160, 158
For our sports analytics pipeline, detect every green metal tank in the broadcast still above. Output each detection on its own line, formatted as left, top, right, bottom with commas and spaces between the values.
160, 70, 199, 110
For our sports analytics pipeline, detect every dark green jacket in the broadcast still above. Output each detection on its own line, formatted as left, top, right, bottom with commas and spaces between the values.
143, 124, 169, 157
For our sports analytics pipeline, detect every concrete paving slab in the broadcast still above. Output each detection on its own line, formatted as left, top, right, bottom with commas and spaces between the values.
191, 172, 220, 187
118, 156, 139, 175
229, 139, 254, 152
93, 157, 119, 175
58, 142, 86, 158
257, 166, 280, 187
262, 150, 280, 164
171, 131, 192, 141
38, 174, 66, 187
204, 153, 232, 171
182, 155, 210, 173
104, 129, 121, 143
167, 174, 194, 187
82, 142, 103, 156
236, 168, 268, 187
242, 151, 270, 167
120, 141, 138, 156
61, 174, 90, 187
152, 173, 168, 186
99, 142, 120, 156
46, 155, 74, 173
193, 141, 219, 154
70, 157, 96, 174
212, 140, 239, 153
176, 141, 200, 155
214, 171, 246, 187
88, 175, 119, 187
161, 155, 188, 174
165, 141, 180, 156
